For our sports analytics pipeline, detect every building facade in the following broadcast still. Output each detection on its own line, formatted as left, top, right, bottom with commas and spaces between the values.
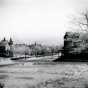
0, 38, 13, 57
59, 32, 88, 61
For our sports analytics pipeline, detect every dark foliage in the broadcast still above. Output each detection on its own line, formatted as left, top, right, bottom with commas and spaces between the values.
0, 83, 4, 88
55, 32, 88, 62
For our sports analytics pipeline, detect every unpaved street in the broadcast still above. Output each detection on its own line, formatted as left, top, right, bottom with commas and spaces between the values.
0, 61, 88, 88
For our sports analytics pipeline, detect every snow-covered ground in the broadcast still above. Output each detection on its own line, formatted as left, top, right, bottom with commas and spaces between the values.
0, 55, 58, 66
0, 58, 14, 65
0, 60, 88, 88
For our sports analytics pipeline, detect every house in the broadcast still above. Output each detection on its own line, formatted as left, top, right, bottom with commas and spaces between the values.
0, 38, 13, 57
59, 32, 88, 61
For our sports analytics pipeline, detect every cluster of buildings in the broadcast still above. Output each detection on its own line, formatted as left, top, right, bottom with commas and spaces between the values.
0, 38, 59, 58
60, 32, 88, 61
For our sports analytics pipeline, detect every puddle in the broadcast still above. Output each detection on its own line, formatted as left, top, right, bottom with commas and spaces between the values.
16, 77, 34, 80
0, 70, 7, 73
0, 75, 8, 79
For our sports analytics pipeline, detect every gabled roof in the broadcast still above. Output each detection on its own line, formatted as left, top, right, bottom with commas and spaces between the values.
0, 40, 8, 46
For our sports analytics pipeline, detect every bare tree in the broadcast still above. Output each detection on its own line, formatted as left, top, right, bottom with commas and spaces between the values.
69, 9, 88, 32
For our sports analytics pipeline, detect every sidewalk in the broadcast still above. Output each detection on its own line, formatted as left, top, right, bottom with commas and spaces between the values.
0, 58, 20, 66
0, 55, 58, 66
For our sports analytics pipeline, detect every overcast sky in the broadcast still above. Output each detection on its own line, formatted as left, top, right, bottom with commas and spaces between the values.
0, 0, 87, 45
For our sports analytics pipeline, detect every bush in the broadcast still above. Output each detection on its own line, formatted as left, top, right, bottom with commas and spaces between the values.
0, 83, 4, 88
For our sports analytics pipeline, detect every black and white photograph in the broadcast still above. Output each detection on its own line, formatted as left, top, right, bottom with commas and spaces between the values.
0, 0, 88, 88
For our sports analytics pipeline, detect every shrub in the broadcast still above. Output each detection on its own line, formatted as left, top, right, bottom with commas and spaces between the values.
0, 83, 4, 88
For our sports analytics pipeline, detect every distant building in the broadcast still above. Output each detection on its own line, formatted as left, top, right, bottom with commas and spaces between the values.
13, 44, 31, 57
0, 38, 13, 57
29, 43, 59, 56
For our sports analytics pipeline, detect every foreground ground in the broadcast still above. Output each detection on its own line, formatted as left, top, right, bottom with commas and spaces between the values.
0, 59, 88, 88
